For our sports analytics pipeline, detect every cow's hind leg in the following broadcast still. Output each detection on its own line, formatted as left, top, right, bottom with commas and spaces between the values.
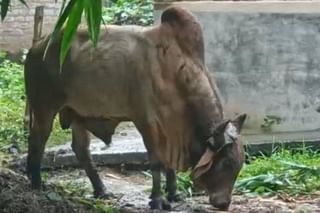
166, 168, 184, 202
27, 109, 55, 189
71, 118, 112, 198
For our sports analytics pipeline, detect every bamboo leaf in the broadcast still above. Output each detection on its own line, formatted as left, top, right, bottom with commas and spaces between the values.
58, 0, 67, 17
1, 0, 9, 21
1, 0, 28, 21
84, 0, 102, 47
60, 0, 84, 67
43, 0, 78, 61
18, 0, 28, 8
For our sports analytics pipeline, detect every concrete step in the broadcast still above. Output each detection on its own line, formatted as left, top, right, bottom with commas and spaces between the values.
14, 128, 319, 169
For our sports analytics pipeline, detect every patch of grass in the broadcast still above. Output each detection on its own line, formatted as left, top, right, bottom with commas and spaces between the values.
0, 59, 27, 149
102, 0, 153, 26
236, 147, 320, 196
0, 56, 71, 153
53, 180, 119, 213
175, 170, 194, 197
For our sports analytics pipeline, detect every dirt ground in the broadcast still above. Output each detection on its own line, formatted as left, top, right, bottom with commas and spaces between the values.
1, 166, 319, 213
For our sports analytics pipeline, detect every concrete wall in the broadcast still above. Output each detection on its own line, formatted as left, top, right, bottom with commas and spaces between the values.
155, 1, 320, 140
0, 0, 62, 52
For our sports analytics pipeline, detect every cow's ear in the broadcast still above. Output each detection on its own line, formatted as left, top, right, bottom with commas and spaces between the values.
215, 119, 230, 134
192, 148, 214, 179
231, 113, 247, 133
207, 120, 230, 150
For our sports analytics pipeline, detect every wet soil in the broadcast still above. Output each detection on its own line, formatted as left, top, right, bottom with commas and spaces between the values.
1, 166, 319, 213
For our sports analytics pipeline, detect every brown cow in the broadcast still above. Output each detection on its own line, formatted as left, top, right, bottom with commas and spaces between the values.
24, 6, 246, 210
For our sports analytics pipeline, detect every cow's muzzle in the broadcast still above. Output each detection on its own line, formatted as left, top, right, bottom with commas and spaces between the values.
209, 193, 231, 211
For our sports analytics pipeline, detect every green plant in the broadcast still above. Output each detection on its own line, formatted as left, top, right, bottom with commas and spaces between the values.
53, 180, 119, 213
0, 51, 7, 59
236, 147, 320, 196
102, 0, 153, 26
0, 58, 71, 152
0, 59, 26, 149
260, 115, 281, 132
175, 170, 194, 197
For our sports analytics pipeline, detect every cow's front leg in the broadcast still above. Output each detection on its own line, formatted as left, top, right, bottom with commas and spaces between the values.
166, 168, 183, 202
149, 162, 171, 210
71, 119, 112, 198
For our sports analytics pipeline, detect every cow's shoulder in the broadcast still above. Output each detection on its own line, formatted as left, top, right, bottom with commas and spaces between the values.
160, 6, 204, 65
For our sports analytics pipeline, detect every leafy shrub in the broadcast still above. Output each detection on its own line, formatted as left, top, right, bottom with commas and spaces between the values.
0, 55, 70, 152
102, 0, 153, 26
236, 148, 320, 195
0, 59, 26, 149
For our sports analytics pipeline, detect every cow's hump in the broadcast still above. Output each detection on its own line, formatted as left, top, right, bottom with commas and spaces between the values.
161, 6, 204, 65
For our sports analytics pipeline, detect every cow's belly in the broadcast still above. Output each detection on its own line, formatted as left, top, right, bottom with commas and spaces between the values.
63, 64, 153, 120
64, 70, 135, 119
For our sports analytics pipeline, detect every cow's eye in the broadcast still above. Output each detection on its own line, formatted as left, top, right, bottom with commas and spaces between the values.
223, 159, 234, 169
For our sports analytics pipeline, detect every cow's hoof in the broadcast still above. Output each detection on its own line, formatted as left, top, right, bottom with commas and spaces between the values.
94, 190, 115, 199
149, 197, 171, 210
30, 180, 42, 190
167, 193, 184, 202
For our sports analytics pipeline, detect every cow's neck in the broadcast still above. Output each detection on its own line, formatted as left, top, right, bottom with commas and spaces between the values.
194, 75, 224, 140
190, 104, 223, 167
189, 71, 224, 167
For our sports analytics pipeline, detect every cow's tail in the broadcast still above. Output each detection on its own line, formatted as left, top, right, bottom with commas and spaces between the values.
23, 98, 33, 139
28, 101, 33, 132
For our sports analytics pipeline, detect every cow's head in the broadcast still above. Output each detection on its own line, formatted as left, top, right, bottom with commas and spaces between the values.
192, 113, 247, 210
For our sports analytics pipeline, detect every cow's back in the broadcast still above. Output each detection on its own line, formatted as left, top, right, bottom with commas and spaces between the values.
62, 26, 156, 119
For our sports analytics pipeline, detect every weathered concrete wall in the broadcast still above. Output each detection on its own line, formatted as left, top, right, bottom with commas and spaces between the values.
155, 2, 320, 138
0, 0, 62, 52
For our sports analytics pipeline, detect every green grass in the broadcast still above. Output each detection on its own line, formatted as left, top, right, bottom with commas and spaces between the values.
102, 0, 153, 26
52, 179, 119, 213
236, 147, 320, 196
0, 56, 71, 153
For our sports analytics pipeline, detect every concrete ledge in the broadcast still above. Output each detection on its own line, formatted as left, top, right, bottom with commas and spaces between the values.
41, 137, 320, 168
10, 130, 320, 170
155, 1, 320, 13
245, 139, 320, 156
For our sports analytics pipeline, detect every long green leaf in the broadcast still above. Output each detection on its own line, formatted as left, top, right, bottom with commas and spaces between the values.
1, 0, 9, 21
18, 0, 28, 8
1, 0, 28, 21
58, 0, 67, 17
43, 0, 78, 61
84, 0, 102, 47
60, 0, 84, 67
